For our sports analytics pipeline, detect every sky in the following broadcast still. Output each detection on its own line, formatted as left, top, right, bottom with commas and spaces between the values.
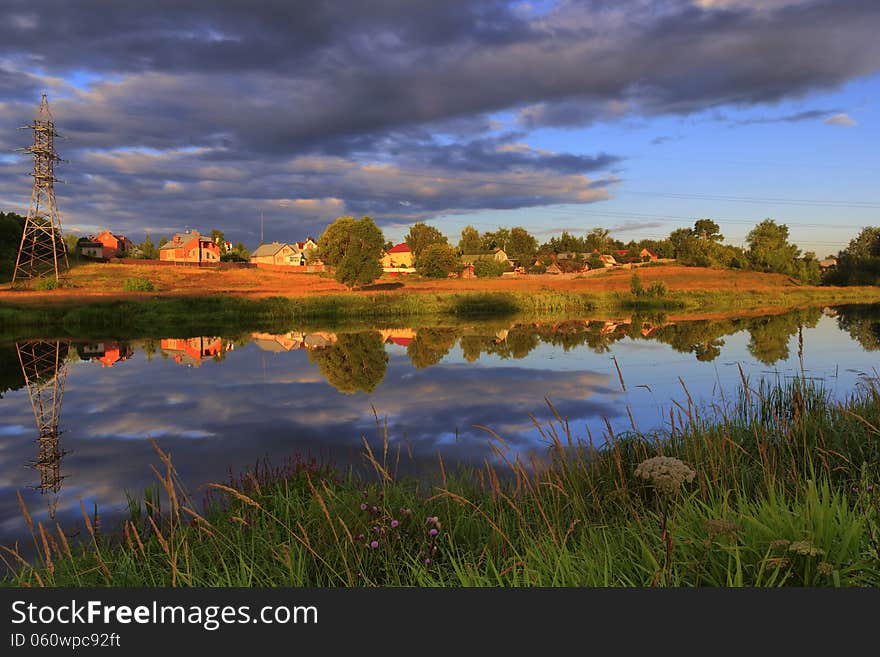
0, 0, 878, 255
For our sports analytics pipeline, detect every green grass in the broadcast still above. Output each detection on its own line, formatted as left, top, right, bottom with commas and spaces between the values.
3, 377, 878, 587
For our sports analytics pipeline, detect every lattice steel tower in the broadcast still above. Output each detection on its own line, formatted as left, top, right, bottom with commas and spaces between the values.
16, 340, 70, 518
13, 94, 69, 283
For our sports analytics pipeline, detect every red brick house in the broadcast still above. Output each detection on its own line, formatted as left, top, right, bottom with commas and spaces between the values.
159, 230, 221, 263
92, 230, 135, 258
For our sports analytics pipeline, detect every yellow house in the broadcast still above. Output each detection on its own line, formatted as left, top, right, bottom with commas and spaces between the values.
381, 243, 414, 269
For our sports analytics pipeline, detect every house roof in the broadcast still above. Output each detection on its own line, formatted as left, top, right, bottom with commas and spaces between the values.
387, 243, 411, 254
250, 242, 289, 257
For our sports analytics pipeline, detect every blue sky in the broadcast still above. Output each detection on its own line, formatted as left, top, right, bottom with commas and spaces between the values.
0, 0, 878, 254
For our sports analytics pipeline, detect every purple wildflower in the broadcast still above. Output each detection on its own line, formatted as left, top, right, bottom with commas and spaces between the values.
429, 528, 439, 537
425, 558, 431, 565
370, 540, 379, 549
360, 503, 367, 511
391, 520, 400, 528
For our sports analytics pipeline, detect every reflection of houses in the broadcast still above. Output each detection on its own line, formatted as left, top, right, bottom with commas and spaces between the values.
80, 341, 133, 367
160, 337, 225, 366
159, 230, 221, 263
249, 331, 338, 352
379, 328, 416, 347
381, 243, 415, 273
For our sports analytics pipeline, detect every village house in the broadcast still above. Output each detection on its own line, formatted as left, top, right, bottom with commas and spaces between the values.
92, 230, 135, 258
819, 256, 838, 270
159, 230, 221, 263
460, 248, 510, 266
381, 243, 415, 272
640, 248, 659, 261
77, 237, 105, 260
250, 242, 299, 265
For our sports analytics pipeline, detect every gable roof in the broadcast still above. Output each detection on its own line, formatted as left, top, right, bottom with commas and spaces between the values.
387, 243, 411, 254
251, 242, 290, 257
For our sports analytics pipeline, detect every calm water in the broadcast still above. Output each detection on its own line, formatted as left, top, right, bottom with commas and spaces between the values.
2, 304, 879, 547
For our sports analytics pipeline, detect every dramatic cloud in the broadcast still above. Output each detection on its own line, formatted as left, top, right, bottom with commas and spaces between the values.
0, 0, 878, 241
823, 112, 858, 127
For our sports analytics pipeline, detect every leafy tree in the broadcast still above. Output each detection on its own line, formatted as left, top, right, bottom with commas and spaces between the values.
824, 227, 880, 286
693, 218, 724, 242
506, 226, 537, 264
668, 228, 693, 258
0, 211, 26, 281
746, 219, 800, 275
458, 225, 482, 254
481, 227, 510, 252
210, 229, 225, 247
318, 216, 385, 290
309, 331, 388, 394
415, 242, 458, 278
158, 236, 169, 249
585, 227, 612, 253
473, 259, 508, 278
544, 230, 587, 254
139, 233, 156, 259
405, 222, 448, 260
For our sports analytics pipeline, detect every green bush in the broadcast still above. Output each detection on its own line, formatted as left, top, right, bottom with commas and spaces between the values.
647, 281, 667, 298
34, 277, 59, 290
630, 271, 645, 296
473, 259, 508, 278
123, 277, 156, 292
416, 243, 459, 278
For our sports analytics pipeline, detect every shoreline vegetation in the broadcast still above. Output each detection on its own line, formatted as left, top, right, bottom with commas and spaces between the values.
3, 284, 880, 341
3, 376, 878, 587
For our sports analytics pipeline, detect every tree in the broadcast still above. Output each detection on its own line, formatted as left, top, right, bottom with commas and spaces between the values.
826, 227, 880, 285
405, 222, 447, 260
139, 233, 156, 259
318, 216, 385, 290
309, 331, 388, 394
507, 226, 537, 265
415, 242, 458, 278
585, 227, 612, 253
458, 225, 482, 254
693, 219, 724, 243
481, 227, 510, 252
473, 259, 508, 278
0, 211, 26, 281
746, 219, 800, 275
63, 233, 80, 260
667, 228, 693, 258
210, 229, 225, 247
158, 236, 169, 249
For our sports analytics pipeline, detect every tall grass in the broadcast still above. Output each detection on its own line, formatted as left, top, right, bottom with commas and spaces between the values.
3, 377, 878, 587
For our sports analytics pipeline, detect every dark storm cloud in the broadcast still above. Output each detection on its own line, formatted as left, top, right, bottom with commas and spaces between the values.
1, 1, 878, 240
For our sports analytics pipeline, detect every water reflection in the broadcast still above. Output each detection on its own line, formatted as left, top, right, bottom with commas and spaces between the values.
1, 304, 878, 548
14, 340, 70, 518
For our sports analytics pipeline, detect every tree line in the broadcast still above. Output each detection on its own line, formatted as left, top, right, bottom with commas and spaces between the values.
2, 207, 878, 288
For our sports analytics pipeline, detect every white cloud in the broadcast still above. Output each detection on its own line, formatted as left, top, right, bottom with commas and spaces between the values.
824, 113, 858, 127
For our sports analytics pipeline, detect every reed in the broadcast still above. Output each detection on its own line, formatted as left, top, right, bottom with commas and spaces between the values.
2, 377, 878, 587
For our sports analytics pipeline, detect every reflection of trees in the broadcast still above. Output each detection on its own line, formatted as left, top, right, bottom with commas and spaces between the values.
309, 331, 388, 394
0, 342, 26, 398
406, 328, 458, 369
836, 305, 880, 351
746, 307, 822, 365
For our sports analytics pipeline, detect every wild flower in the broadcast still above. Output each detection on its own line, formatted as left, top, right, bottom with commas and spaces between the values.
370, 540, 379, 549
360, 503, 367, 511
817, 562, 834, 575
789, 540, 824, 557
770, 539, 791, 549
704, 519, 739, 539
429, 528, 439, 537
390, 520, 399, 528
634, 456, 696, 495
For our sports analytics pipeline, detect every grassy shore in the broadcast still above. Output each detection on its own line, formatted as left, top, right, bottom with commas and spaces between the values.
4, 377, 878, 587
2, 283, 880, 341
